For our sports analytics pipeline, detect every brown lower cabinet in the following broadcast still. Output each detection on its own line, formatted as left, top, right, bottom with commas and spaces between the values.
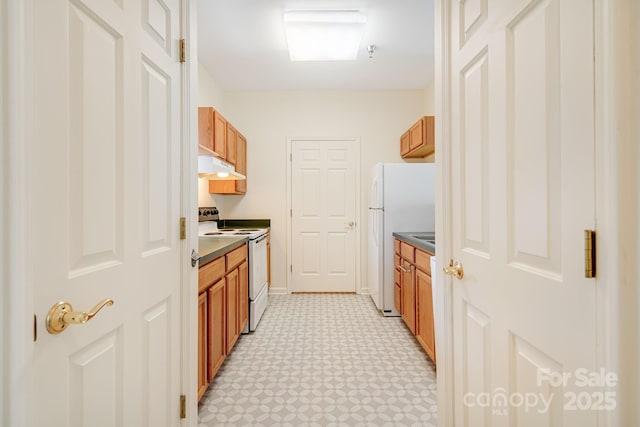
198, 243, 248, 401
197, 292, 208, 399
394, 238, 436, 365
207, 279, 225, 382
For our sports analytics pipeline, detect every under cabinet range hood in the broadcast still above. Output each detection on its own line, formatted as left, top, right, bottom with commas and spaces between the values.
197, 156, 246, 181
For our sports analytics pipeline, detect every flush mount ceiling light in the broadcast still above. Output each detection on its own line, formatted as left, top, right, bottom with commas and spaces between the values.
283, 10, 367, 61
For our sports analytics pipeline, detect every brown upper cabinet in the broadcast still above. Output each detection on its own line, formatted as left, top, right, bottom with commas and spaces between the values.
209, 131, 247, 195
401, 116, 435, 158
226, 124, 237, 166
199, 106, 248, 195
198, 107, 227, 160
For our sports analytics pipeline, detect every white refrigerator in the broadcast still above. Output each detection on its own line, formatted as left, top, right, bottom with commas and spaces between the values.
367, 163, 435, 316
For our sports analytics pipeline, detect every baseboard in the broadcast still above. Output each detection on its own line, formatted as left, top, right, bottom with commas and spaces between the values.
291, 291, 357, 295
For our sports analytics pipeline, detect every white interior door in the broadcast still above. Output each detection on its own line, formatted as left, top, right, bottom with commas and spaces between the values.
32, 0, 183, 425
290, 139, 359, 292
448, 0, 598, 425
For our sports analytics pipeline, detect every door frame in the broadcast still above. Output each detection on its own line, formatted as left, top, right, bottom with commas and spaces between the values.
285, 137, 362, 294
433, 0, 637, 425
2, 0, 199, 425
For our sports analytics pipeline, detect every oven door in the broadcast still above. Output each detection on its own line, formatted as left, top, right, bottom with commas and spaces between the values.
249, 234, 268, 299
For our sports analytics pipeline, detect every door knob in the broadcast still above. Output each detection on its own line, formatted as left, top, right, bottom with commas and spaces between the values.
443, 259, 464, 279
46, 298, 114, 334
345, 221, 356, 229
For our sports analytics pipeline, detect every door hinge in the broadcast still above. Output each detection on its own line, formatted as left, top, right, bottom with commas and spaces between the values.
33, 314, 37, 342
290, 153, 292, 162
290, 264, 292, 272
180, 217, 186, 240
179, 394, 186, 419
290, 209, 292, 217
584, 229, 596, 278
179, 39, 186, 63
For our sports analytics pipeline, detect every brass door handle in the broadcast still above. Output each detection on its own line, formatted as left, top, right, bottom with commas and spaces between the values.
443, 260, 464, 279
46, 298, 114, 334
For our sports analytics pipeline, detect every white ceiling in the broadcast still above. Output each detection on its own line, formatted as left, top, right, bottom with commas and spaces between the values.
197, 0, 435, 91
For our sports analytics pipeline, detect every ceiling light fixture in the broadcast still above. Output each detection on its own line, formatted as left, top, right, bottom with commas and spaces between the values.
367, 44, 376, 58
283, 10, 367, 61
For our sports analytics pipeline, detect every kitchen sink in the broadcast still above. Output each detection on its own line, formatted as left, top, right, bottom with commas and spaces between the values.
413, 235, 435, 244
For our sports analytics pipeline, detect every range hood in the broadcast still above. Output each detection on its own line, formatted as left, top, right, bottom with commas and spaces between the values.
197, 156, 246, 181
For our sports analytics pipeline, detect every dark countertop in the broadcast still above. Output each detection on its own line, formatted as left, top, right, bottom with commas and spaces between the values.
392, 232, 436, 254
199, 236, 249, 266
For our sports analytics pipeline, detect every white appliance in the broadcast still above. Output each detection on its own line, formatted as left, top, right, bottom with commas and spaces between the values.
367, 163, 435, 316
198, 209, 269, 332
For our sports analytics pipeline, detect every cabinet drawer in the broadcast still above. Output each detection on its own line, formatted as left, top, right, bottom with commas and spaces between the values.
394, 267, 400, 285
394, 239, 401, 254
394, 254, 401, 269
416, 249, 432, 275
400, 242, 415, 263
226, 244, 247, 271
198, 256, 225, 292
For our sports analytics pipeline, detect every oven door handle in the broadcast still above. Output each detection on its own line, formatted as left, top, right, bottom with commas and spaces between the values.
254, 235, 267, 244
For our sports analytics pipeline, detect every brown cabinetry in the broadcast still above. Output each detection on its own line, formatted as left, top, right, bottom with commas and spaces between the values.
401, 260, 416, 335
400, 116, 435, 159
416, 269, 436, 363
225, 268, 239, 351
226, 124, 237, 165
197, 242, 248, 401
198, 107, 227, 159
197, 292, 208, 400
208, 130, 247, 195
207, 279, 225, 382
394, 238, 436, 364
213, 110, 227, 159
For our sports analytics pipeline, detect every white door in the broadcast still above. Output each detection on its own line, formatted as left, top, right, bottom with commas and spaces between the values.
290, 139, 359, 292
447, 0, 598, 425
32, 0, 183, 425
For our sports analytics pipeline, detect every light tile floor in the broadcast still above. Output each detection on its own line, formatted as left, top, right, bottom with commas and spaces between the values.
198, 294, 437, 426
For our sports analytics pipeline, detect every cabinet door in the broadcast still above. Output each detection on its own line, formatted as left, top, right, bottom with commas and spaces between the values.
401, 261, 416, 334
213, 110, 227, 159
403, 116, 435, 158
226, 268, 239, 351
209, 131, 247, 195
235, 132, 247, 194
400, 130, 410, 157
409, 117, 425, 151
197, 292, 208, 400
198, 107, 214, 154
226, 123, 237, 165
238, 260, 248, 332
207, 279, 226, 382
394, 268, 402, 314
416, 269, 436, 364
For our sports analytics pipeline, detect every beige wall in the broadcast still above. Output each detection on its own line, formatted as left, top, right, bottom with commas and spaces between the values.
220, 90, 427, 293
424, 80, 435, 115
197, 63, 225, 210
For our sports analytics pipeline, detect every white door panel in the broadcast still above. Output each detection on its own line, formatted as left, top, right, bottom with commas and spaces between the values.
32, 0, 183, 425
449, 0, 597, 425
291, 139, 359, 292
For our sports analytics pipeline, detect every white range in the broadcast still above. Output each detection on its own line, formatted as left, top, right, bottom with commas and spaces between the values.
198, 209, 269, 332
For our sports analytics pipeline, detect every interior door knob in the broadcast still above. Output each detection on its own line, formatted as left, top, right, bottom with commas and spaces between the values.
46, 299, 114, 334
344, 221, 356, 229
443, 259, 464, 279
